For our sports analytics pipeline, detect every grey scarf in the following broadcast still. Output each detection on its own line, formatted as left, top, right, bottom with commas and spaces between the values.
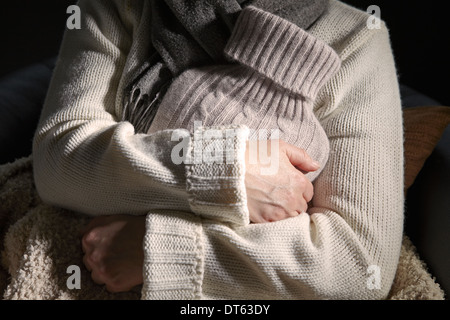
122, 0, 329, 133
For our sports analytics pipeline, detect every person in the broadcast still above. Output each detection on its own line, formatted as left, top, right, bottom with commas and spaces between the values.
33, 0, 405, 299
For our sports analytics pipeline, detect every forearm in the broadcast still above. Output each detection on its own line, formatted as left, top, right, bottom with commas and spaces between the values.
33, 0, 183, 216
34, 103, 250, 221
141, 9, 404, 300
33, 0, 250, 225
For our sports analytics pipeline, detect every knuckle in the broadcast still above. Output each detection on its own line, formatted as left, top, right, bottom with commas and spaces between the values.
306, 188, 314, 202
284, 189, 297, 205
307, 182, 314, 196
272, 208, 287, 221
82, 230, 97, 245
81, 235, 89, 249
289, 211, 300, 217
99, 261, 118, 281
81, 237, 89, 253
294, 174, 306, 187
275, 209, 285, 218
89, 250, 105, 266
300, 200, 308, 213
97, 262, 109, 276
97, 261, 119, 282
82, 254, 92, 271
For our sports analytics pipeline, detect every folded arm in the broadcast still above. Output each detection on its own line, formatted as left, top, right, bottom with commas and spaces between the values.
33, 0, 250, 225
141, 10, 404, 300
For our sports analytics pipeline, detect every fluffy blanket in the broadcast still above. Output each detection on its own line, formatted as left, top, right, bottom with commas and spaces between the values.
0, 156, 445, 300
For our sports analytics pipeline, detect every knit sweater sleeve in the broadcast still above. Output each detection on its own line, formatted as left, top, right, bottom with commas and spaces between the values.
141, 5, 404, 300
32, 0, 249, 222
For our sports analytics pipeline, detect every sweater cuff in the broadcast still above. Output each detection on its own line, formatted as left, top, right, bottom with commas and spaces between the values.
141, 211, 203, 300
185, 124, 250, 226
224, 5, 341, 99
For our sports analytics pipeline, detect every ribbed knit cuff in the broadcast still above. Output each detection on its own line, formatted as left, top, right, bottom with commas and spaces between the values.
224, 6, 341, 99
141, 211, 204, 300
185, 124, 250, 226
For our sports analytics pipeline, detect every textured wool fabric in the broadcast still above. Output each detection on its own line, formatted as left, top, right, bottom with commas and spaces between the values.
245, 0, 330, 27
32, 0, 405, 299
2, 157, 444, 300
125, 0, 329, 134
150, 0, 328, 75
148, 6, 341, 183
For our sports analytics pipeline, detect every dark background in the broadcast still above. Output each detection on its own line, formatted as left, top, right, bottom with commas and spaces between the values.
0, 0, 449, 105
0, 0, 449, 297
0, 0, 76, 78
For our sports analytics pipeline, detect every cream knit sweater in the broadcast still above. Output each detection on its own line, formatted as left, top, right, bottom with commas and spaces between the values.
148, 6, 341, 185
33, 0, 404, 300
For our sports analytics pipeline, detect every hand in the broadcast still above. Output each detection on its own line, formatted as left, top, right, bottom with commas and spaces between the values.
80, 214, 146, 293
245, 139, 319, 223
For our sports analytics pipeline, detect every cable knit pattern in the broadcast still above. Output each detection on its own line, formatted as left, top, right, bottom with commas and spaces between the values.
32, 0, 405, 300
148, 6, 341, 183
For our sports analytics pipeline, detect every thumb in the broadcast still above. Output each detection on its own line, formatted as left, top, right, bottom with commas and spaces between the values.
283, 143, 320, 172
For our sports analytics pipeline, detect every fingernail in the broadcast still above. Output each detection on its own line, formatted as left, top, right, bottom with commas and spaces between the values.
312, 161, 320, 168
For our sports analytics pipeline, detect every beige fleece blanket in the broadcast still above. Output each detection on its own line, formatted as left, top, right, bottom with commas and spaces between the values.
0, 156, 445, 300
